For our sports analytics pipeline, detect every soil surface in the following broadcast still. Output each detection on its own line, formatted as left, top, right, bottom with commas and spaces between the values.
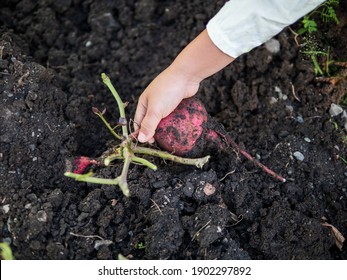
1, 0, 347, 260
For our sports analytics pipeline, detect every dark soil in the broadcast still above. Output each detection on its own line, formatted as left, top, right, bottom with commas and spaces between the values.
1, 0, 346, 260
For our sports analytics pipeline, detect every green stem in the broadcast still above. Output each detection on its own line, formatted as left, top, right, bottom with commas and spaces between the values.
133, 146, 210, 169
65, 172, 120, 184
131, 155, 158, 170
118, 148, 131, 196
102, 73, 128, 138
64, 172, 130, 197
94, 112, 122, 140
310, 54, 324, 76
104, 153, 123, 166
302, 50, 328, 56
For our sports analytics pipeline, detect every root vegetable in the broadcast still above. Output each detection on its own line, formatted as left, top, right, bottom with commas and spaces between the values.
154, 97, 286, 182
72, 156, 98, 174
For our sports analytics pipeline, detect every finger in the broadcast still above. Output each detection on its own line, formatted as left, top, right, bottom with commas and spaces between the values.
137, 110, 162, 143
133, 102, 147, 131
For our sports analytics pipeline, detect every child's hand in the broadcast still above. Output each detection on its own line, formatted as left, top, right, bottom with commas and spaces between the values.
134, 66, 200, 143
134, 30, 234, 143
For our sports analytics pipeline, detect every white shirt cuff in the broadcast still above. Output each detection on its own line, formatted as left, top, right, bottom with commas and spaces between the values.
206, 0, 326, 58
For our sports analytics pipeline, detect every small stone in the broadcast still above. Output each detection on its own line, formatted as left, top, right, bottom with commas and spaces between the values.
296, 116, 304, 123
36, 210, 47, 222
203, 183, 216, 196
265, 38, 280, 54
94, 240, 113, 250
329, 103, 343, 117
25, 203, 32, 209
2, 204, 10, 214
281, 94, 288, 100
293, 151, 305, 161
304, 137, 311, 143
274, 86, 282, 94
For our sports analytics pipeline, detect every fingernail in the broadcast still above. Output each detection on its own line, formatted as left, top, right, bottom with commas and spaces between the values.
138, 132, 146, 143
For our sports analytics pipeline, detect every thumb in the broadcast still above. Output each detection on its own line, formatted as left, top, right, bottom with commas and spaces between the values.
137, 109, 162, 143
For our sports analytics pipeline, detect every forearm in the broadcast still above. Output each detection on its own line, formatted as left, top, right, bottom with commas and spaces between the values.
169, 29, 235, 83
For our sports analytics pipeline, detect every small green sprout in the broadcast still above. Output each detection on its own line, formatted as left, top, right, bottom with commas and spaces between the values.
298, 0, 340, 35
137, 242, 146, 250
298, 16, 318, 35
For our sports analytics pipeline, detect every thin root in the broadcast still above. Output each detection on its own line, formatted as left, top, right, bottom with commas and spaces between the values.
288, 26, 300, 47
290, 82, 301, 102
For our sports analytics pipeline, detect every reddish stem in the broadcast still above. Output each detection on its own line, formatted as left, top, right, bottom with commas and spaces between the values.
224, 134, 286, 183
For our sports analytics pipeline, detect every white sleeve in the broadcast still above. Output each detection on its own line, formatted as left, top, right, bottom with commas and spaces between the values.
206, 0, 326, 58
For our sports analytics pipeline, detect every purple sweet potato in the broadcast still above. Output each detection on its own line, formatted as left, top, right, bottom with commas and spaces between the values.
154, 98, 209, 156
154, 97, 228, 157
154, 97, 286, 182
72, 156, 98, 174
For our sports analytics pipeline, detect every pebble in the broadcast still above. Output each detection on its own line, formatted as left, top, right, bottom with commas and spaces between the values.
265, 38, 280, 54
329, 103, 343, 117
85, 40, 92, 47
36, 210, 47, 222
94, 240, 113, 250
203, 183, 216, 196
296, 116, 304, 123
274, 86, 282, 94
293, 151, 305, 161
1, 204, 10, 214
281, 94, 288, 100
304, 137, 311, 143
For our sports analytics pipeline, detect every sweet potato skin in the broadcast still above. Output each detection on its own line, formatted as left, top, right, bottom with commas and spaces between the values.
154, 98, 209, 156
154, 97, 228, 157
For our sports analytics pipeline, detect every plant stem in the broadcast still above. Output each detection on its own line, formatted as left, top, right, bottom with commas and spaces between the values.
131, 155, 158, 170
102, 73, 128, 138
133, 146, 210, 169
104, 153, 122, 166
64, 171, 130, 197
118, 148, 131, 196
94, 111, 122, 140
225, 136, 286, 183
